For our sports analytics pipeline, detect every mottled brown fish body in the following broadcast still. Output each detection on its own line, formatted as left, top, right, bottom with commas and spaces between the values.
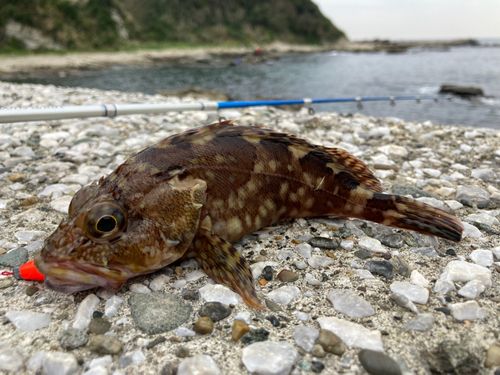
37, 121, 463, 308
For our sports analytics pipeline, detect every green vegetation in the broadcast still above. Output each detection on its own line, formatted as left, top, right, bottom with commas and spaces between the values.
0, 0, 345, 53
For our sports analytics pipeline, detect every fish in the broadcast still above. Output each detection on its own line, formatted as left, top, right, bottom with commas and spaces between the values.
35, 121, 463, 309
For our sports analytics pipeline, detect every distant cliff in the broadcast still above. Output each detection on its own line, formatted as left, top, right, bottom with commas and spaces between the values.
0, 0, 345, 51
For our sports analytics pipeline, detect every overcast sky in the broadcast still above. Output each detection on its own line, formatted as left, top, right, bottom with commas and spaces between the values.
313, 0, 500, 40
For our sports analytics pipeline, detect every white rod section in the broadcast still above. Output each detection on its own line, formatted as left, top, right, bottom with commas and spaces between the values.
0, 102, 219, 124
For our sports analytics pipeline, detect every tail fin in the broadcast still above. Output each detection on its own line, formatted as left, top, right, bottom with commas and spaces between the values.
358, 192, 463, 242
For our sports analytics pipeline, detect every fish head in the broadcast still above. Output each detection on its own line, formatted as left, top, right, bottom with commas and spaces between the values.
35, 175, 207, 293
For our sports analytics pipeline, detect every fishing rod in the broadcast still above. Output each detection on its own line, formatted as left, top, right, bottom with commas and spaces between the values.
0, 95, 448, 124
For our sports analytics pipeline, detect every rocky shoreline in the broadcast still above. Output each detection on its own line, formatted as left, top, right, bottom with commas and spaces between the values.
1, 81, 500, 374
0, 39, 487, 79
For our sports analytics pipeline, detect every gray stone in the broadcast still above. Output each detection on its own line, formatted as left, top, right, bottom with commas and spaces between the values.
410, 247, 438, 257
0, 247, 28, 267
376, 234, 404, 248
359, 349, 402, 375
59, 328, 89, 350
364, 260, 394, 279
199, 302, 231, 322
129, 292, 193, 334
389, 256, 411, 278
403, 313, 435, 331
308, 237, 339, 249
456, 185, 490, 207
392, 184, 438, 199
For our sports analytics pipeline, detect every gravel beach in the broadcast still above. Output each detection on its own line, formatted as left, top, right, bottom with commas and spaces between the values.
1, 81, 500, 375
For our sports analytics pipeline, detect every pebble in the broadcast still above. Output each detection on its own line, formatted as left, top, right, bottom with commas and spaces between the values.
308, 255, 333, 268
433, 279, 456, 294
355, 249, 373, 259
176, 327, 196, 337
364, 260, 394, 279
194, 316, 214, 334
358, 349, 402, 375
327, 289, 375, 318
465, 213, 499, 226
267, 285, 301, 305
129, 283, 151, 293
311, 360, 325, 373
457, 280, 485, 299
445, 200, 463, 210
178, 354, 221, 375
403, 313, 435, 331
308, 237, 339, 249
294, 325, 319, 352
410, 246, 438, 257
358, 236, 387, 253
340, 240, 354, 250
0, 247, 28, 267
199, 284, 243, 305
277, 269, 299, 282
199, 302, 232, 322
485, 345, 500, 368
60, 328, 89, 350
456, 185, 490, 207
242, 341, 299, 375
0, 347, 24, 372
42, 352, 79, 375
25, 285, 39, 296
390, 281, 429, 304
317, 329, 346, 355
440, 260, 492, 286
241, 328, 270, 345
376, 234, 404, 248
185, 269, 206, 282
5, 310, 51, 332
232, 320, 250, 340
262, 265, 273, 281
73, 294, 100, 330
88, 335, 123, 354
390, 293, 419, 314
89, 317, 111, 334
129, 292, 192, 334
293, 260, 308, 269
14, 230, 46, 242
104, 295, 123, 318
149, 274, 169, 291
449, 300, 489, 321
469, 249, 494, 266
392, 184, 437, 199
390, 256, 411, 278
317, 317, 384, 352
410, 270, 429, 287
310, 344, 326, 358
146, 336, 166, 349
175, 346, 190, 358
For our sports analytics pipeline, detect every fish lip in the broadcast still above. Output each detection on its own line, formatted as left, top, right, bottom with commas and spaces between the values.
34, 253, 128, 292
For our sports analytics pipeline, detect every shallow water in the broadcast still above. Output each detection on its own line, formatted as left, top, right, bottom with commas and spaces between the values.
7, 46, 500, 128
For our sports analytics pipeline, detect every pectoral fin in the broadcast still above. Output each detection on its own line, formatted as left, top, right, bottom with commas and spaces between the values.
189, 227, 265, 309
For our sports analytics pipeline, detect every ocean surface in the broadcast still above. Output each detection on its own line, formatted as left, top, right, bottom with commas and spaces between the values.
7, 45, 500, 128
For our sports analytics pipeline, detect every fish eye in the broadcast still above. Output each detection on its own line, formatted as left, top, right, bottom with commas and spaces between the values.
84, 202, 127, 242
96, 215, 117, 233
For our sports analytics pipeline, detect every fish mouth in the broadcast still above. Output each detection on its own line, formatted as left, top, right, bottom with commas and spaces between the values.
34, 254, 130, 293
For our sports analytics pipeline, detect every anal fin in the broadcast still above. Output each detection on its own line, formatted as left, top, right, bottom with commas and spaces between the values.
189, 227, 265, 309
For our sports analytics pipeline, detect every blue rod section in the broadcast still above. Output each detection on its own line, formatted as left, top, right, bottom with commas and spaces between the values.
217, 95, 445, 109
